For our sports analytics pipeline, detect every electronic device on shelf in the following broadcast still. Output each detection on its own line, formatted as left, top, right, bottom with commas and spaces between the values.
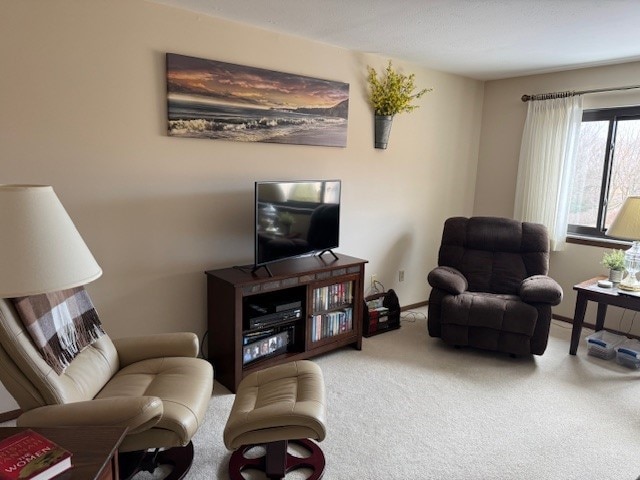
253, 180, 341, 276
246, 299, 303, 329
248, 308, 302, 329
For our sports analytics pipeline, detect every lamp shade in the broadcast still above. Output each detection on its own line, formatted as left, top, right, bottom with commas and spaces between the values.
0, 185, 102, 297
607, 196, 640, 240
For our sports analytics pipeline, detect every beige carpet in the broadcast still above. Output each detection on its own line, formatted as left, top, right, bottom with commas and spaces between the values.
177, 308, 640, 480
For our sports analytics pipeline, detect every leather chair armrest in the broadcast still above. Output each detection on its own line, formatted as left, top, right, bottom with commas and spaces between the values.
113, 332, 200, 367
519, 275, 563, 306
428, 266, 468, 295
16, 396, 163, 434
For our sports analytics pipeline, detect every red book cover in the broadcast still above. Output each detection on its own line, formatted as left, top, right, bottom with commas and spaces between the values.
0, 430, 72, 480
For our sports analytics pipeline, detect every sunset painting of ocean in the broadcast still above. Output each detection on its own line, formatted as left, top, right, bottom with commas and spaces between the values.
166, 53, 350, 147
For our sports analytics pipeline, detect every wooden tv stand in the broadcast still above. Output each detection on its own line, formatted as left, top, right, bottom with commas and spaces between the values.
206, 253, 367, 392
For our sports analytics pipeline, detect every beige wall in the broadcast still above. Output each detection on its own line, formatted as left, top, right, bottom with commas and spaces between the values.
476, 61, 640, 336
0, 1, 483, 340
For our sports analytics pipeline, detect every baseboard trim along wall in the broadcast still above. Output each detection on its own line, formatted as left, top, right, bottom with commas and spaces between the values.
552, 313, 640, 340
402, 301, 428, 311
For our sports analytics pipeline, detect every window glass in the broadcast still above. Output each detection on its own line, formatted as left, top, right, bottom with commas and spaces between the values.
568, 121, 608, 228
606, 118, 640, 227
567, 105, 640, 239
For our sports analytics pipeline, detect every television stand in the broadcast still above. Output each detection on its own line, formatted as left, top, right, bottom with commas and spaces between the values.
206, 254, 367, 392
317, 249, 339, 261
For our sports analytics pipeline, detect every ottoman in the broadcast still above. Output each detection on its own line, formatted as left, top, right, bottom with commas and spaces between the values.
223, 361, 327, 480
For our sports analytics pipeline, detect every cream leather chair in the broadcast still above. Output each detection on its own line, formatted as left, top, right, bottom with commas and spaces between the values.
0, 298, 213, 480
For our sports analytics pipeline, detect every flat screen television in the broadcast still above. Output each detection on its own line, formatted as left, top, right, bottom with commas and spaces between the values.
254, 180, 341, 273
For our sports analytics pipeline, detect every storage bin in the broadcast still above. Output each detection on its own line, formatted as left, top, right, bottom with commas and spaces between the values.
585, 330, 626, 359
362, 290, 400, 338
615, 339, 640, 369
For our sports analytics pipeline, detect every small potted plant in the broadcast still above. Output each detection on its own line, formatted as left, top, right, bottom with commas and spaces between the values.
366, 60, 432, 149
601, 249, 625, 283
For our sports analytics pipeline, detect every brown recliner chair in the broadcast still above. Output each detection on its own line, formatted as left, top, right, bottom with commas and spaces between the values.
427, 216, 563, 356
0, 298, 213, 479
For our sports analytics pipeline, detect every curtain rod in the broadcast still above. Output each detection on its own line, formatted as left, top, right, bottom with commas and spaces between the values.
521, 84, 640, 102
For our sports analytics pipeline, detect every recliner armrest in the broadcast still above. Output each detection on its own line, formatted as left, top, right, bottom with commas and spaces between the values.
16, 396, 163, 434
519, 275, 563, 306
113, 332, 200, 367
428, 266, 468, 295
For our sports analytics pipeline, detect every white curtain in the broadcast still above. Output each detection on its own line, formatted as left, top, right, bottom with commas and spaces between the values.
514, 95, 583, 251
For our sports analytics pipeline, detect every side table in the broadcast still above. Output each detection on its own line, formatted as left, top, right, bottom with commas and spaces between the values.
570, 276, 640, 354
0, 426, 127, 480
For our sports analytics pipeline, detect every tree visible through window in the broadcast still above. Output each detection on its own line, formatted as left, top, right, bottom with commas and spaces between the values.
568, 105, 640, 238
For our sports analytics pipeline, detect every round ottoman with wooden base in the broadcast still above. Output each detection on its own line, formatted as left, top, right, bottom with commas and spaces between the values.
223, 361, 327, 480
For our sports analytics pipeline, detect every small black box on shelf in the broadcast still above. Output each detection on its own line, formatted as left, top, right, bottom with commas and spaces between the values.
362, 289, 400, 337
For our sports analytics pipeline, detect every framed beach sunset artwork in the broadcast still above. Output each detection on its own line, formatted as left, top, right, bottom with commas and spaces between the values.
166, 53, 350, 147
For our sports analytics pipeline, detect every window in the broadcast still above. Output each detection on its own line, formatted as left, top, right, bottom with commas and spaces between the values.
568, 105, 640, 240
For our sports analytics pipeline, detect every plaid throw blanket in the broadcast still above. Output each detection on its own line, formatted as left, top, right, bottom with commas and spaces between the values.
11, 287, 105, 375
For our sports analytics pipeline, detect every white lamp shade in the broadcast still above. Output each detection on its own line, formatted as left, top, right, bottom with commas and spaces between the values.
607, 196, 640, 241
0, 185, 102, 297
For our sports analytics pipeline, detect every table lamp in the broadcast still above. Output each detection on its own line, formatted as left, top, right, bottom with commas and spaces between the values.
607, 196, 640, 292
0, 185, 102, 297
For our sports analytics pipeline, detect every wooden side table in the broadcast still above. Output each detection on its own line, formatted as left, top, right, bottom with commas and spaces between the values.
570, 276, 640, 354
0, 426, 127, 480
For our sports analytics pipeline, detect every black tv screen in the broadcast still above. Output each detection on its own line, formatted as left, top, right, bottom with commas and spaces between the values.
255, 180, 341, 266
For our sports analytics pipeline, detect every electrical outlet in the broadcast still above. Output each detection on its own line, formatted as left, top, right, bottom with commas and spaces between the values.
370, 274, 377, 289
399, 270, 405, 282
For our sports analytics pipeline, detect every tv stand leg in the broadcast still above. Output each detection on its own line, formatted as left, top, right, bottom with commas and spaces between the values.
251, 264, 273, 277
317, 249, 339, 261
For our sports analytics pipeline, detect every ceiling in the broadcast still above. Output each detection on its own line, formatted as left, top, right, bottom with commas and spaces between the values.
149, 0, 640, 80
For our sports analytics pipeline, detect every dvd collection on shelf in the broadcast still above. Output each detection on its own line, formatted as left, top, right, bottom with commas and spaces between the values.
311, 307, 353, 342
312, 281, 353, 311
242, 325, 294, 365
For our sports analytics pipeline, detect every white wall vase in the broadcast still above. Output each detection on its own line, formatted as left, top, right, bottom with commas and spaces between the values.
374, 115, 394, 149
609, 269, 623, 284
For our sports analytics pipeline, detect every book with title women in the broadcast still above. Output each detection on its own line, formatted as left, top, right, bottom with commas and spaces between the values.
0, 429, 72, 480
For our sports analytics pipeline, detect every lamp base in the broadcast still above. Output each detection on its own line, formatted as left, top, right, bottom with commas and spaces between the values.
619, 241, 640, 292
